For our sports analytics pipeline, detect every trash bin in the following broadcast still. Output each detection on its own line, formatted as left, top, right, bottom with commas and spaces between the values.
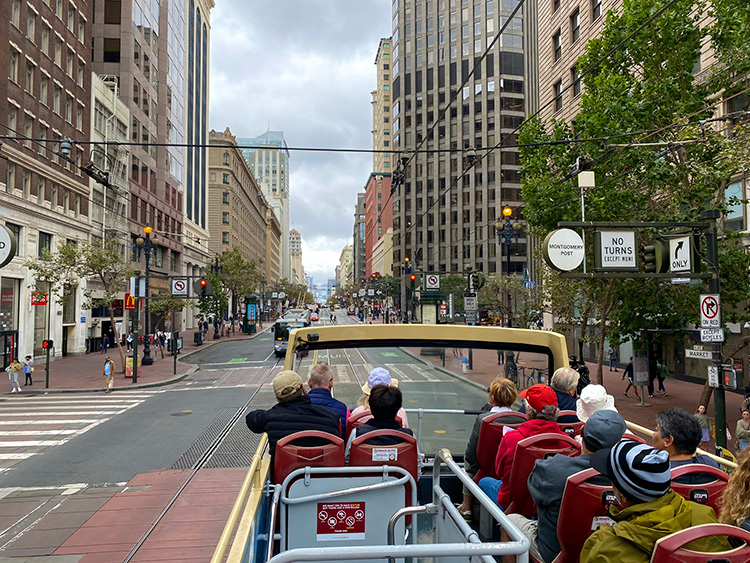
250, 323, 256, 334
194, 331, 203, 345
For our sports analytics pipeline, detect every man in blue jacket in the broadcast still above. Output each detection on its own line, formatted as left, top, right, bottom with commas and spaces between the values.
307, 362, 349, 437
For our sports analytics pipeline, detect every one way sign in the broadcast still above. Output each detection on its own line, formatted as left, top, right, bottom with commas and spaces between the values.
669, 235, 691, 273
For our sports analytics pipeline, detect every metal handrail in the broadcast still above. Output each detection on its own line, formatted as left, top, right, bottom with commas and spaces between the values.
211, 434, 268, 563
266, 485, 282, 563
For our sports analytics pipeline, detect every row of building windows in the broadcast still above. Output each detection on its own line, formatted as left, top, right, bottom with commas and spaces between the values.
5, 163, 88, 219
552, 0, 603, 63
11, 0, 86, 46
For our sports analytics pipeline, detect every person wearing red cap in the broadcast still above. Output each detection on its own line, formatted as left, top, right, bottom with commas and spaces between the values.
478, 384, 568, 509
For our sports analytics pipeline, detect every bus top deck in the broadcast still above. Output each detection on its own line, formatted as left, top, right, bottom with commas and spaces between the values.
213, 323, 740, 563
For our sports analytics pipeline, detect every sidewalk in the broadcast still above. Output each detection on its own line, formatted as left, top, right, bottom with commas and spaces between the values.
422, 349, 746, 456
20, 327, 262, 393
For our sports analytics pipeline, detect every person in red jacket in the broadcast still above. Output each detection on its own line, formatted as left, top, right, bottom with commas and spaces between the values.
478, 383, 567, 509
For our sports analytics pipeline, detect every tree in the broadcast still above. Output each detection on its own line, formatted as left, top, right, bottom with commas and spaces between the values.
519, 0, 750, 384
197, 271, 228, 323
218, 247, 265, 316
481, 276, 546, 329
26, 238, 133, 372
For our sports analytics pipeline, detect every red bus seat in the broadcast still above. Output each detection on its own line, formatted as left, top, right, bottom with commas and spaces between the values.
273, 430, 344, 484
557, 411, 584, 438
554, 468, 616, 563
349, 429, 418, 484
473, 411, 527, 482
650, 523, 750, 563
345, 411, 403, 443
670, 463, 729, 514
506, 432, 581, 518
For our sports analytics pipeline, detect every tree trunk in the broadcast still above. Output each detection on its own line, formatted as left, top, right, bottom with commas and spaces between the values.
595, 280, 616, 385
110, 309, 126, 374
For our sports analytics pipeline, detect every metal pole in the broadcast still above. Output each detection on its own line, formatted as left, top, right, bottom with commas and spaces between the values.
142, 237, 153, 365
173, 329, 178, 375
45, 345, 50, 389
132, 331, 138, 383
703, 209, 726, 448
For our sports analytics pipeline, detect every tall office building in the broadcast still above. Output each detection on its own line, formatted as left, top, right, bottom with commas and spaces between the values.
239, 131, 291, 281
1, 0, 94, 358
353, 193, 367, 285
289, 229, 303, 284
372, 38, 393, 173
390, 0, 529, 281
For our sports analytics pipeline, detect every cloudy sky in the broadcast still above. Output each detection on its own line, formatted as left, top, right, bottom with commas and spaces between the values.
209, 1, 392, 287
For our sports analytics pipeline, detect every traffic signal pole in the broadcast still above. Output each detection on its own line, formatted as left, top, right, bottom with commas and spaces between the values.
44, 342, 51, 389
704, 209, 727, 448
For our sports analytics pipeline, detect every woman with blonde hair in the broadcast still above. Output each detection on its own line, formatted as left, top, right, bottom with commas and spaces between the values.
457, 376, 524, 520
719, 447, 750, 540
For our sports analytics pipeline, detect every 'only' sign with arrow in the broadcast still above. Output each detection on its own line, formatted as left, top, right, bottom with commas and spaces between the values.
669, 235, 691, 273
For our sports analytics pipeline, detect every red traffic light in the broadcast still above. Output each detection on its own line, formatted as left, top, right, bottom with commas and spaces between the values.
410, 275, 416, 282
200, 279, 207, 287
42, 339, 53, 349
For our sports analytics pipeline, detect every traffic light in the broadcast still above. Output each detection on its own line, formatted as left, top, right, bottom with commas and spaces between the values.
193, 278, 212, 297
723, 366, 737, 390
404, 257, 411, 274
409, 274, 417, 288
42, 339, 53, 350
470, 272, 486, 290
642, 239, 669, 273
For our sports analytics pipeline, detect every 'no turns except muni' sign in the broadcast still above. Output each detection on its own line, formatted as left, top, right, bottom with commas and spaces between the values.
595, 230, 637, 270
543, 229, 585, 272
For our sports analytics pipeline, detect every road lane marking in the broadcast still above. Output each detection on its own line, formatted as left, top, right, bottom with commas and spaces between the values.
412, 365, 441, 382
0, 440, 68, 447
0, 420, 100, 424
336, 365, 351, 383
385, 364, 413, 382
2, 430, 81, 436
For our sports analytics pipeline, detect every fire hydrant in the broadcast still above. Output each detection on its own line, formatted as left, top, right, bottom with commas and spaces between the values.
462, 357, 469, 374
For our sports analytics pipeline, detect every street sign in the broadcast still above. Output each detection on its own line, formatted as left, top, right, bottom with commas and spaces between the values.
124, 292, 135, 310
358, 289, 366, 297
543, 229, 585, 271
708, 365, 719, 388
671, 278, 691, 284
595, 230, 638, 270
685, 349, 712, 360
701, 328, 724, 343
426, 274, 440, 289
367, 289, 375, 296
0, 224, 17, 268
465, 310, 478, 324
171, 277, 189, 296
669, 235, 692, 273
700, 294, 721, 328
278, 292, 286, 299
376, 290, 382, 295
272, 292, 278, 298
464, 292, 477, 311
31, 291, 48, 306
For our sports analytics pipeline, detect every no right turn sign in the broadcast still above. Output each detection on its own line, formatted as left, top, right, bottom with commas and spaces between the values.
700, 294, 720, 328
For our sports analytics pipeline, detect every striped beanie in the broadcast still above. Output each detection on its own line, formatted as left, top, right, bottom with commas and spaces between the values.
591, 440, 671, 503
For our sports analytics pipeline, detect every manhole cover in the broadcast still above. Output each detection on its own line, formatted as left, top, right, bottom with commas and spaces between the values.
171, 410, 193, 416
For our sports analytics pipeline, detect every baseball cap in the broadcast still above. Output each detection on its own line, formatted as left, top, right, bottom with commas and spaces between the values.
576, 384, 617, 422
520, 384, 558, 412
273, 370, 303, 399
591, 440, 671, 503
362, 367, 399, 395
582, 410, 626, 451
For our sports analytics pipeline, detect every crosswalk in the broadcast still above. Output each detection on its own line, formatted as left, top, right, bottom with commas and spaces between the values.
0, 391, 160, 473
328, 362, 451, 385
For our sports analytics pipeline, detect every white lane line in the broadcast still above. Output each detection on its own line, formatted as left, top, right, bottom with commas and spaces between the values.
386, 364, 413, 382
1, 404, 144, 411
2, 398, 146, 404
2, 430, 80, 436
0, 420, 100, 425
412, 365, 441, 382
0, 453, 34, 460
0, 440, 67, 447
0, 411, 125, 416
336, 365, 351, 383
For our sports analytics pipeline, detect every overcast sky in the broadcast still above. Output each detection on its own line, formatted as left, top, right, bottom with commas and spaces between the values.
209, 1, 391, 287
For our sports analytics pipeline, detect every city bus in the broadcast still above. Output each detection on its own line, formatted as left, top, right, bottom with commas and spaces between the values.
272, 318, 306, 357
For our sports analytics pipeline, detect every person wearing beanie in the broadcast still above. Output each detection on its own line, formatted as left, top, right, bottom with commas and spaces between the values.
478, 384, 568, 510
503, 410, 627, 563
348, 367, 410, 428
245, 370, 340, 461
581, 440, 730, 563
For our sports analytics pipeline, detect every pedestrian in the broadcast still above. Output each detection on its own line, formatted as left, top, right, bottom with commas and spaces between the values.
497, 350, 504, 365
7, 360, 22, 393
736, 409, 750, 450
103, 356, 115, 392
126, 331, 134, 352
100, 333, 109, 354
622, 357, 640, 399
607, 344, 618, 371
694, 405, 711, 446
656, 358, 669, 396
741, 386, 750, 414
23, 354, 33, 386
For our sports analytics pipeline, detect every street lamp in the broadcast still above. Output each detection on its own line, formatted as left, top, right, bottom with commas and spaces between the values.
135, 226, 157, 365
496, 206, 521, 327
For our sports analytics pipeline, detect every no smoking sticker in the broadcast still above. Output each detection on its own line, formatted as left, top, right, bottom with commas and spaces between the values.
317, 502, 365, 541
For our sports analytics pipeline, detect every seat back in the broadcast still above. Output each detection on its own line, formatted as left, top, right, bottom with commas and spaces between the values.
474, 411, 527, 481
623, 432, 648, 444
670, 463, 729, 514
651, 523, 750, 563
345, 411, 402, 443
557, 411, 584, 437
555, 468, 617, 563
349, 429, 419, 484
506, 432, 581, 517
273, 430, 344, 484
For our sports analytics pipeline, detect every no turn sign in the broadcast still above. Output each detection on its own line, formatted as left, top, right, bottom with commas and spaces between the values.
426, 274, 440, 289
700, 294, 720, 328
171, 278, 189, 296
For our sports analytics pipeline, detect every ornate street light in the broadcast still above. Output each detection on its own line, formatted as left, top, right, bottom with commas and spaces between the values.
496, 206, 522, 327
135, 226, 157, 365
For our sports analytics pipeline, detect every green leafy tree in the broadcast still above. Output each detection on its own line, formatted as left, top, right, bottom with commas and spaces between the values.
218, 247, 265, 315
519, 0, 750, 384
197, 271, 228, 322
26, 239, 133, 372
481, 276, 547, 328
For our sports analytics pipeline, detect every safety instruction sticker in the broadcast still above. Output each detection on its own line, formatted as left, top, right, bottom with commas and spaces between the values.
371, 447, 398, 462
317, 502, 366, 540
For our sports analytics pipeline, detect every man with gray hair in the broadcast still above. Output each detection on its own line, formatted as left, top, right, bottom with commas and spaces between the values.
521, 367, 579, 422
307, 362, 349, 437
652, 408, 720, 483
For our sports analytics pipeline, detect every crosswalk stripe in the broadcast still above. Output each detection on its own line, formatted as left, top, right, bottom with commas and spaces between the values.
0, 440, 67, 447
412, 364, 441, 382
0, 420, 100, 425
2, 430, 81, 436
1, 403, 143, 410
386, 364, 413, 382
0, 453, 34, 460
1, 399, 145, 405
0, 411, 125, 416
336, 365, 351, 383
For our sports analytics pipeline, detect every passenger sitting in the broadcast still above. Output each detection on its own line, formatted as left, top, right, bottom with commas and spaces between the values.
345, 385, 414, 461
520, 367, 579, 423
349, 367, 410, 428
478, 383, 567, 510
503, 410, 627, 563
719, 448, 750, 546
245, 370, 340, 460
652, 408, 720, 483
582, 440, 730, 562
457, 377, 522, 519
307, 362, 350, 438
576, 384, 618, 422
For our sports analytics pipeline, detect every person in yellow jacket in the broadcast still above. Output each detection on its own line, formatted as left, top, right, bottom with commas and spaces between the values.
582, 440, 731, 563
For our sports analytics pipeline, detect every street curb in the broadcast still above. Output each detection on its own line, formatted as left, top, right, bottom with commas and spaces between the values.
21, 328, 270, 395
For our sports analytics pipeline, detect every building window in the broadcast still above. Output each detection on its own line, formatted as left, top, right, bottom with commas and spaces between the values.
40, 75, 49, 104
27, 11, 37, 40
78, 16, 85, 43
6, 162, 15, 193
571, 66, 581, 96
53, 86, 61, 114
25, 62, 35, 93
725, 180, 744, 232
9, 50, 19, 83
553, 81, 563, 111
553, 31, 562, 61
222, 152, 229, 165
553, 0, 560, 11
592, 0, 602, 20
222, 212, 229, 224
570, 10, 580, 42
222, 232, 229, 244
11, 0, 21, 26
222, 173, 229, 184
222, 192, 229, 204
5, 223, 21, 257
39, 232, 52, 258
41, 25, 49, 54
